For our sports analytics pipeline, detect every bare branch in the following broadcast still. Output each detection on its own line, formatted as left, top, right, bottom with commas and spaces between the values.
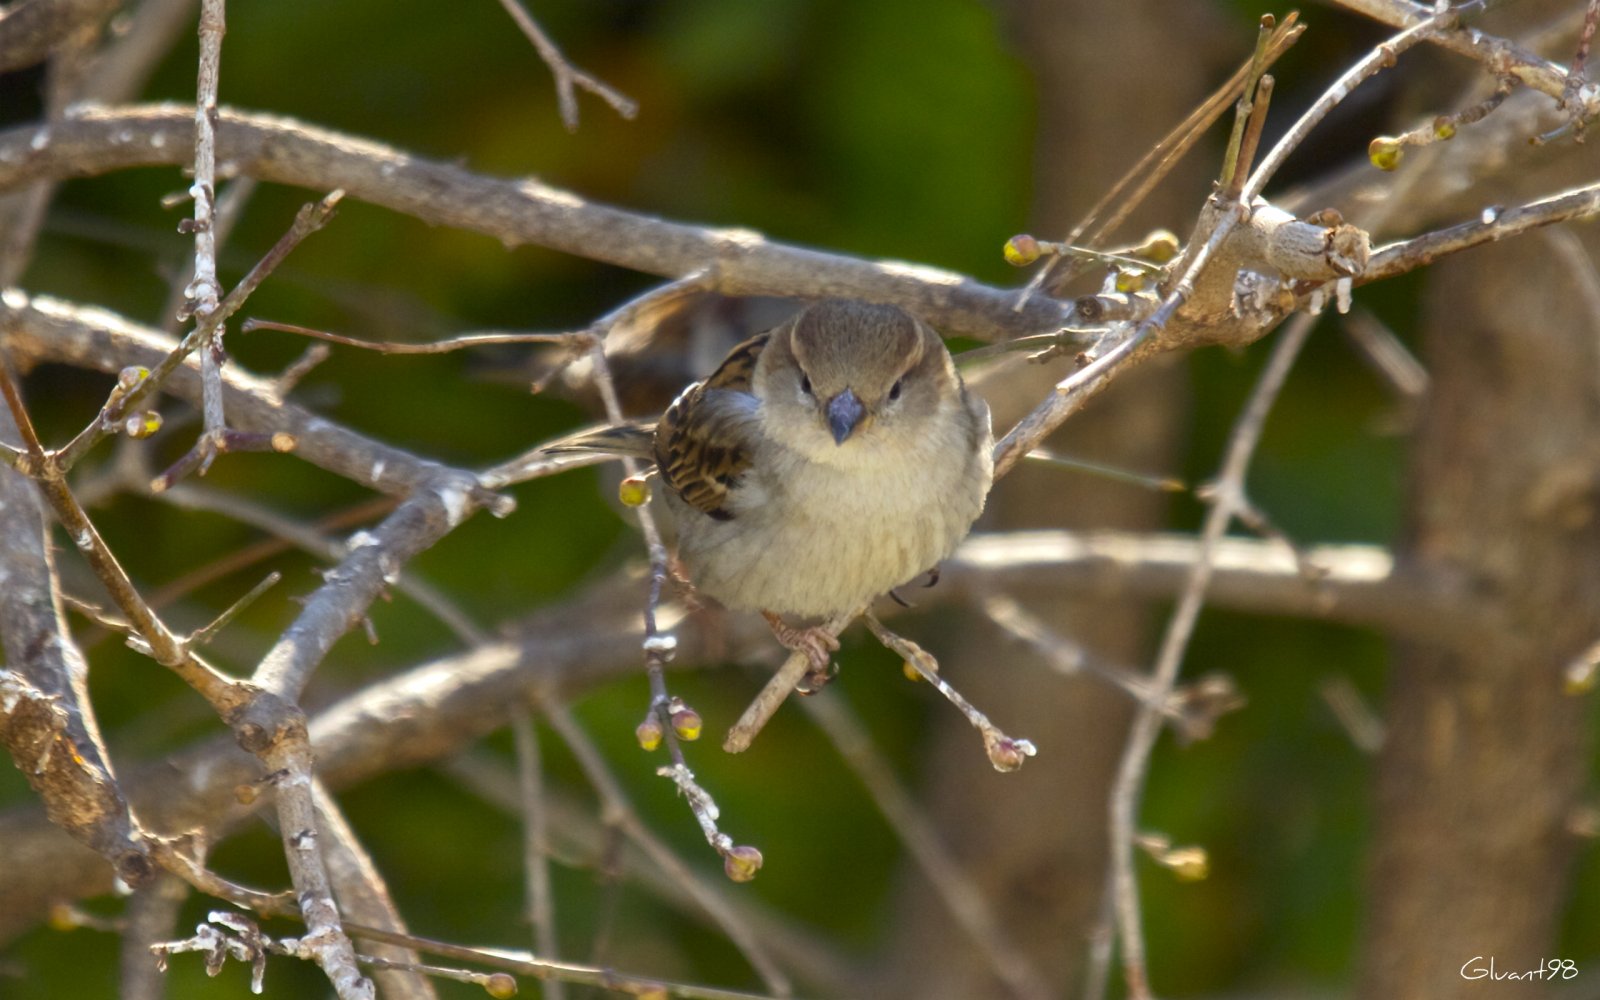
492, 0, 638, 131
81, 0, 198, 103
1242, 12, 1455, 202
0, 291, 502, 501
0, 391, 152, 887
510, 710, 562, 1000
344, 921, 782, 1000
0, 106, 1069, 340
542, 704, 792, 996
314, 783, 437, 1000
1361, 180, 1600, 284
187, 0, 226, 460
1333, 0, 1589, 109
120, 871, 189, 1000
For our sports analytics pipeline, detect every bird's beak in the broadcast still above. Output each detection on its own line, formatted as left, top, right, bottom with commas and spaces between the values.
825, 389, 866, 444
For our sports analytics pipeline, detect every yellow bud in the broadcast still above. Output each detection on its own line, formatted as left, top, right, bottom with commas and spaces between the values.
1114, 267, 1146, 293
1368, 136, 1403, 171
985, 734, 1036, 773
124, 411, 163, 439
635, 717, 663, 752
1433, 118, 1456, 140
634, 987, 669, 1000
1003, 234, 1042, 267
1164, 846, 1209, 882
483, 972, 518, 998
47, 904, 77, 932
724, 844, 763, 882
1135, 230, 1180, 263
902, 660, 921, 682
618, 474, 651, 507
670, 707, 702, 741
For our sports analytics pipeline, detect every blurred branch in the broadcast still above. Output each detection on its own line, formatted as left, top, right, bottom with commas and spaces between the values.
542, 703, 792, 995
800, 695, 1052, 1000
443, 750, 857, 996
510, 710, 562, 1000
1108, 311, 1316, 997
119, 871, 189, 1000
0, 0, 119, 74
0, 522, 1474, 943
82, 0, 198, 103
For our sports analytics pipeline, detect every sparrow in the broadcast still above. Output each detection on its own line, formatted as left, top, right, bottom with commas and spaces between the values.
552, 299, 994, 672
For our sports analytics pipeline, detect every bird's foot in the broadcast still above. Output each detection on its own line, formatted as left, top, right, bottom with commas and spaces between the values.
761, 611, 840, 693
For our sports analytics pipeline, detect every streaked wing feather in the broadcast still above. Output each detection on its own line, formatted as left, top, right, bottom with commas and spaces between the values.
654, 334, 768, 520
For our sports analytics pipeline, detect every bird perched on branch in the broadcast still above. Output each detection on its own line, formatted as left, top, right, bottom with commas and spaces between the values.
551, 299, 993, 673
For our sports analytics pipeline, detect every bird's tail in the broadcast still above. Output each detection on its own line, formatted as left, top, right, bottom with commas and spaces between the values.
539, 420, 656, 462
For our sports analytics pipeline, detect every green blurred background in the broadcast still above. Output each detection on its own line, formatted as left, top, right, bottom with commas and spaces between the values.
2, 0, 1594, 997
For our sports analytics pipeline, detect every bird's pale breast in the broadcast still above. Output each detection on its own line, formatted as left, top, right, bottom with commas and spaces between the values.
670, 404, 988, 618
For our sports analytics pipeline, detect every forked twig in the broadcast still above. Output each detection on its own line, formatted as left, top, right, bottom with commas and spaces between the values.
862, 614, 1036, 773
492, 0, 638, 131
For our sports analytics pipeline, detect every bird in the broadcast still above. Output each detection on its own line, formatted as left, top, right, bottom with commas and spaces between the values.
550, 299, 993, 674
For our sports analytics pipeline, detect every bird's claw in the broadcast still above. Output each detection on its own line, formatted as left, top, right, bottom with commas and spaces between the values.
762, 611, 840, 690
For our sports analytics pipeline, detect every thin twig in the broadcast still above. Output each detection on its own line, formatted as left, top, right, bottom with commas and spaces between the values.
1015, 14, 1303, 301
1361, 180, 1600, 284
1243, 12, 1456, 202
511, 708, 564, 1000
541, 704, 792, 996
993, 210, 1244, 480
0, 364, 249, 714
1331, 0, 1582, 106
579, 279, 767, 878
187, 569, 280, 647
800, 695, 1052, 1000
863, 614, 1036, 772
492, 0, 638, 131
240, 318, 590, 354
1107, 310, 1317, 998
722, 609, 857, 754
163, 175, 256, 334
52, 190, 345, 475
343, 921, 781, 1000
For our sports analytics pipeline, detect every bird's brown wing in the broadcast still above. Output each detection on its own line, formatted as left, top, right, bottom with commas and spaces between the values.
654, 333, 769, 521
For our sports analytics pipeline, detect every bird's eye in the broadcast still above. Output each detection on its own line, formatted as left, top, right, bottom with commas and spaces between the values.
888, 378, 903, 401
800, 375, 813, 396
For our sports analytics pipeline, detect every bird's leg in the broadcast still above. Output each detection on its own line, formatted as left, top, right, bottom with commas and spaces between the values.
761, 610, 840, 692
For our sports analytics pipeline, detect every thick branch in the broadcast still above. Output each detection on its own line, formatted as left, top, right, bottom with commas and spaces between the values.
0, 105, 1069, 340
0, 401, 152, 887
